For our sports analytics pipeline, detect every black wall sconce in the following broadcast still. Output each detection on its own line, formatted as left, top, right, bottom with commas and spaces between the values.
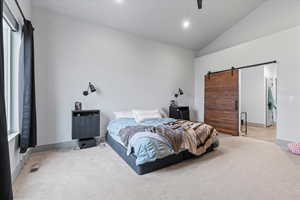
174, 88, 184, 98
170, 88, 184, 107
83, 82, 97, 96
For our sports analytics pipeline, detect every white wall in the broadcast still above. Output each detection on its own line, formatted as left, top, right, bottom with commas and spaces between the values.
265, 64, 277, 79
241, 67, 265, 125
32, 7, 195, 146
5, 0, 32, 181
194, 26, 300, 142
198, 0, 300, 56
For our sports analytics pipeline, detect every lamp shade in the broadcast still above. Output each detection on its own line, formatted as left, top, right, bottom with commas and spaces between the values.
83, 82, 97, 96
89, 82, 96, 93
178, 88, 184, 95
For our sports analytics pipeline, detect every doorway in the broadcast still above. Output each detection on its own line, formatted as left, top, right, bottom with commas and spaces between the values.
240, 64, 277, 142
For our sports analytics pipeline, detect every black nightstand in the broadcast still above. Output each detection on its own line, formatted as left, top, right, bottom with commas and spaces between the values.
169, 106, 190, 120
72, 110, 100, 149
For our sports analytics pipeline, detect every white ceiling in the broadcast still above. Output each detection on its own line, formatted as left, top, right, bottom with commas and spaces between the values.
32, 0, 267, 51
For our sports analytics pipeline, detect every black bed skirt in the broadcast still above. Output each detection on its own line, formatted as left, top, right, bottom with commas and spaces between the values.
106, 133, 219, 175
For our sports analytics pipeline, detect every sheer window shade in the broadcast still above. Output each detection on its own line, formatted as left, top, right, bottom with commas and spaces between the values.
3, 0, 19, 32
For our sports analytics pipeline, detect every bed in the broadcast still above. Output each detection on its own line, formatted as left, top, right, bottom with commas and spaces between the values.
106, 118, 219, 175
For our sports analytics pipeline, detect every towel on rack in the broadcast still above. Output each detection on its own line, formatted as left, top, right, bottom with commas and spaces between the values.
268, 87, 277, 110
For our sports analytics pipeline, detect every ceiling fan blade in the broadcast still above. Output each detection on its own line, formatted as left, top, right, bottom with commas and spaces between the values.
197, 0, 202, 9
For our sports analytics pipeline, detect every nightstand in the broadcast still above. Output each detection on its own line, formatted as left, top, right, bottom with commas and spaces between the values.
72, 110, 100, 149
169, 106, 190, 120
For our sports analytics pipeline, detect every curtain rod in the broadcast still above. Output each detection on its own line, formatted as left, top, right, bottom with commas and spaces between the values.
207, 60, 277, 75
14, 0, 26, 21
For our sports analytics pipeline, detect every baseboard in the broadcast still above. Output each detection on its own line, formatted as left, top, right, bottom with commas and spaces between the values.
32, 140, 79, 153
12, 149, 32, 183
276, 139, 291, 151
247, 122, 266, 128
32, 137, 103, 153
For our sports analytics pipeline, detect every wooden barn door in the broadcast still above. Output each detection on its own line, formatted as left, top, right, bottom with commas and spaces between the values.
204, 70, 239, 136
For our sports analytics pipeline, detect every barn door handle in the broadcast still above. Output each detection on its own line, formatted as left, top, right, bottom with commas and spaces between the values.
231, 67, 235, 76
235, 100, 238, 111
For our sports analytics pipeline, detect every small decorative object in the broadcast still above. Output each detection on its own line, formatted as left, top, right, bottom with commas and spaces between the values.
75, 102, 82, 111
170, 100, 177, 107
83, 82, 97, 96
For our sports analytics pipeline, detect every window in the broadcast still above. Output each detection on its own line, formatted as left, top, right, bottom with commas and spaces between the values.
3, 19, 12, 133
3, 2, 21, 136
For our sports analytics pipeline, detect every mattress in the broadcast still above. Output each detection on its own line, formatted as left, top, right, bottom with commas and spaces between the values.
106, 133, 219, 175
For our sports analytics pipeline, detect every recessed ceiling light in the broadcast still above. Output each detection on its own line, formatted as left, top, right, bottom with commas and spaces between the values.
182, 20, 191, 29
115, 0, 124, 4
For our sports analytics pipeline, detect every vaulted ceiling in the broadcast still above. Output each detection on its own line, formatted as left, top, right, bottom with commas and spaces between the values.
32, 0, 267, 51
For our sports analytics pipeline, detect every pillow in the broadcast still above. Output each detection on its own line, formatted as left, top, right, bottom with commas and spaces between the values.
288, 142, 300, 155
133, 109, 162, 123
114, 111, 134, 119
159, 109, 168, 118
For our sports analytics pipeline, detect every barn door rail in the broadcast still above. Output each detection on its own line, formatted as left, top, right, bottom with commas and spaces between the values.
207, 60, 277, 76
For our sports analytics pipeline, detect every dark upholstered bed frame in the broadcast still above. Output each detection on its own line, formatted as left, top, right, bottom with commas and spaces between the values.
106, 133, 219, 175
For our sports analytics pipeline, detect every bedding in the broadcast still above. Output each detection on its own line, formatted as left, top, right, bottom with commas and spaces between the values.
120, 120, 218, 155
126, 133, 174, 165
107, 118, 176, 138
107, 118, 218, 165
151, 120, 217, 155
107, 118, 176, 165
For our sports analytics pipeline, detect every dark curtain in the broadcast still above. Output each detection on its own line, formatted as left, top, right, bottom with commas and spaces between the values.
0, 0, 13, 199
20, 19, 36, 153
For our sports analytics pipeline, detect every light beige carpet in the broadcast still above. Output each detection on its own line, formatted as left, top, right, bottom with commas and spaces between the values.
14, 136, 300, 200
245, 126, 277, 143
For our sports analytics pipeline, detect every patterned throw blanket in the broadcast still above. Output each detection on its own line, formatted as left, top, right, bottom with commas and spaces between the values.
119, 120, 218, 156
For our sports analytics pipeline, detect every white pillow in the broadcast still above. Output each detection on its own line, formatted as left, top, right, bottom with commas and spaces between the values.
159, 109, 168, 118
114, 111, 134, 119
133, 109, 162, 123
